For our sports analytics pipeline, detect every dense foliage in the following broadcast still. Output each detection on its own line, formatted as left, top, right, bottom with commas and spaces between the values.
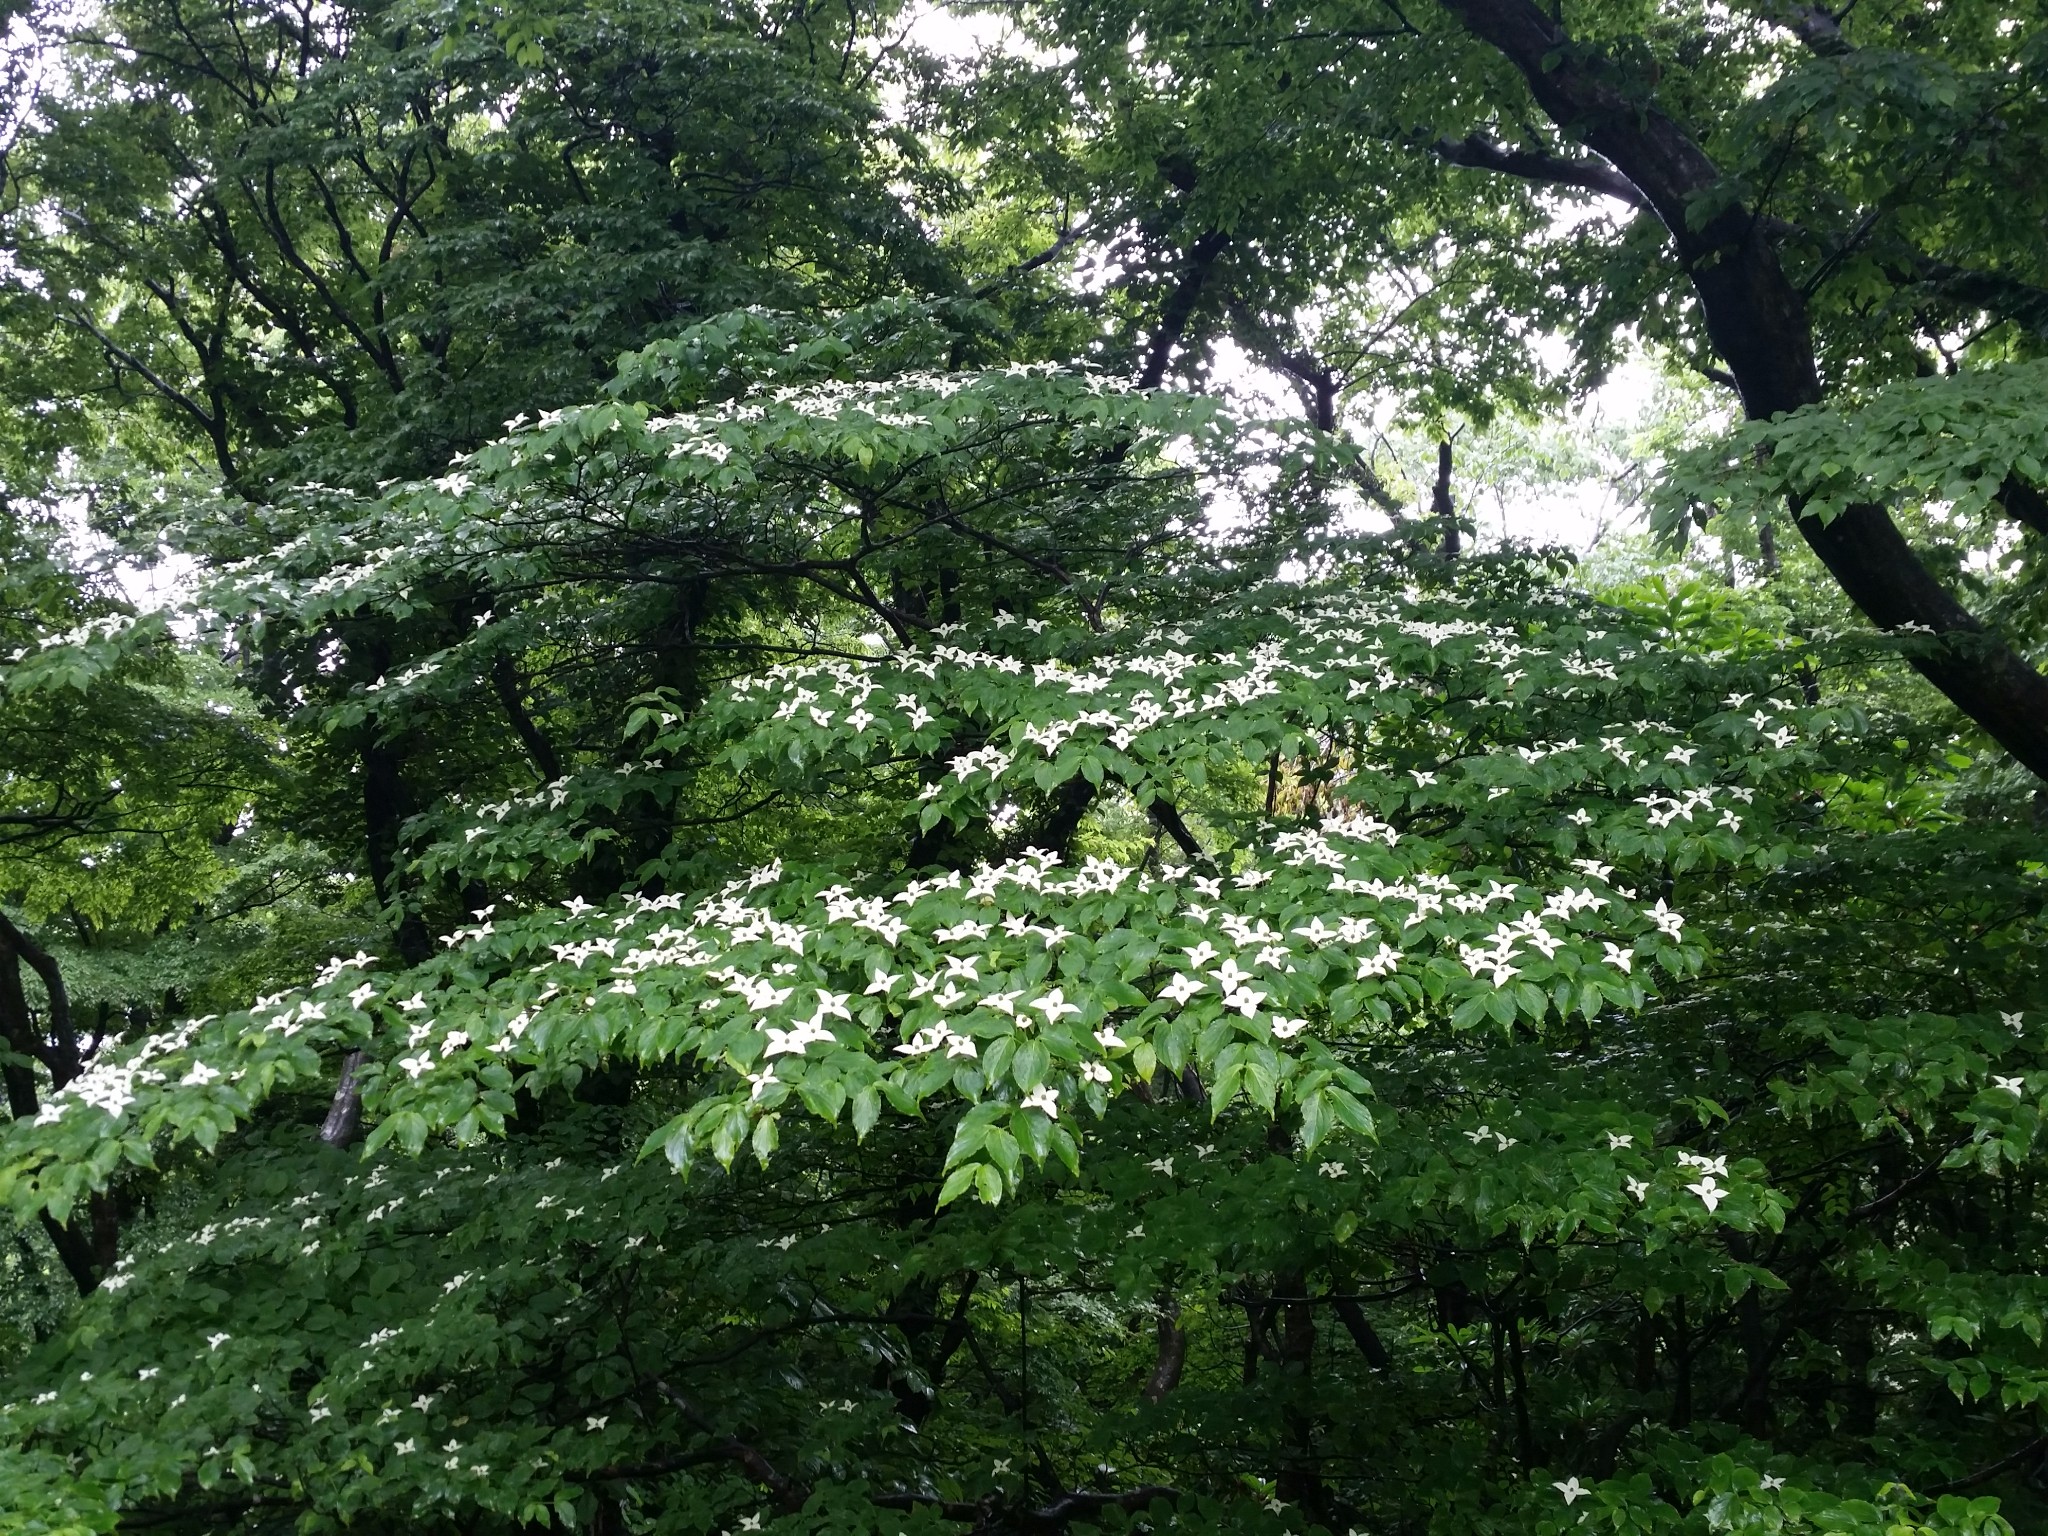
2, 2, 2046, 1535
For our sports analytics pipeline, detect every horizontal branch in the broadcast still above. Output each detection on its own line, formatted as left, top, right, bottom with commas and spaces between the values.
1926, 1435, 2048, 1495
1908, 257, 2048, 341
974, 219, 1093, 298
652, 1376, 810, 1513
1430, 134, 1647, 208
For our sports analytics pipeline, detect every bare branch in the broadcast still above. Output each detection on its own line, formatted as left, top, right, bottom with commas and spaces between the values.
1431, 133, 1646, 207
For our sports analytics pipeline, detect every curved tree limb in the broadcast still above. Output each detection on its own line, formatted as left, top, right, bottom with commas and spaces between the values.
0, 909, 77, 1087
974, 218, 1093, 299
1143, 1295, 1188, 1401
1431, 133, 1646, 207
0, 911, 114, 1291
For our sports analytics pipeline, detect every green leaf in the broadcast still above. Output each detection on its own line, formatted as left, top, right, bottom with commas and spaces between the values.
936, 1164, 980, 1207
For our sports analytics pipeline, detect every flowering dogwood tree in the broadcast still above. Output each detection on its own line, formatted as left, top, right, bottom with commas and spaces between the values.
2, 318, 2045, 1536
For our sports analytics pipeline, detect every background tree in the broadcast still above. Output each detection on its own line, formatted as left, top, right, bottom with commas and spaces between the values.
949, 0, 2048, 774
0, 0, 980, 970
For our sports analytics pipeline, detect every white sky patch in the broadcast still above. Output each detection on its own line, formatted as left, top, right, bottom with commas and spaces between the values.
52, 490, 199, 617
1209, 336, 1680, 556
901, 1, 1023, 61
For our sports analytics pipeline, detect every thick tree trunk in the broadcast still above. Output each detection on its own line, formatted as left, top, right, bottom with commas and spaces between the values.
0, 914, 114, 1292
1433, 438, 1460, 556
362, 732, 432, 965
1439, 0, 2048, 780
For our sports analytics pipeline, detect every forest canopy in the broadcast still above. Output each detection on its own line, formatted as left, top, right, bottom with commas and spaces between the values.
1, 2, 2045, 1535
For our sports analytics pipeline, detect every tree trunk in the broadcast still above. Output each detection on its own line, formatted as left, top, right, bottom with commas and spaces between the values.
0, 909, 79, 1086
0, 916, 113, 1292
1138, 232, 1229, 390
1143, 1296, 1188, 1401
362, 732, 432, 965
319, 1049, 367, 1148
1433, 438, 1460, 556
1273, 1271, 1327, 1520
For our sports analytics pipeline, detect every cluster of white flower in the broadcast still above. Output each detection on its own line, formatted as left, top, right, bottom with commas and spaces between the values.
1676, 1150, 1733, 1212
35, 1016, 209, 1125
650, 590, 1818, 873
343, 792, 1688, 1151
11, 576, 1838, 1210
2, 611, 142, 665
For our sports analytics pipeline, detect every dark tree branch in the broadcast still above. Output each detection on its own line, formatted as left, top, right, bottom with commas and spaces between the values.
1431, 133, 1647, 207
873, 1484, 1181, 1526
0, 913, 111, 1292
1030, 1486, 1182, 1523
1433, 437, 1461, 557
1143, 1296, 1187, 1401
1995, 473, 2048, 539
1908, 258, 2048, 341
53, 312, 222, 455
1030, 775, 1101, 862
490, 652, 565, 782
1332, 1297, 1393, 1369
37, 1211, 103, 1296
0, 945, 43, 1125
0, 908, 77, 1086
1221, 296, 1406, 515
1927, 1436, 2048, 1495
974, 218, 1093, 298
1144, 799, 1212, 870
964, 1323, 1023, 1415
1715, 6, 2048, 340
929, 1275, 981, 1384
